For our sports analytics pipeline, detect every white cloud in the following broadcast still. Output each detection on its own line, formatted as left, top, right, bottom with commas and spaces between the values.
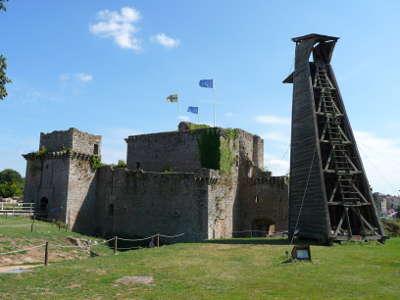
177, 115, 190, 122
59, 73, 93, 83
262, 131, 289, 143
224, 112, 234, 117
76, 73, 93, 82
255, 115, 290, 125
264, 156, 289, 176
90, 6, 142, 52
354, 130, 400, 194
151, 33, 180, 48
101, 128, 141, 164
59, 74, 70, 81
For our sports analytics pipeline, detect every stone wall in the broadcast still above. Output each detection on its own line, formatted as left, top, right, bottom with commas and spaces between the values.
126, 131, 202, 172
207, 172, 238, 239
95, 167, 212, 241
40, 128, 101, 156
238, 175, 288, 233
67, 158, 97, 233
23, 157, 70, 222
71, 129, 101, 156
40, 129, 73, 152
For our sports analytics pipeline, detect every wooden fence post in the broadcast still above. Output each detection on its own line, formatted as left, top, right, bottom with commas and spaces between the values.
44, 241, 49, 266
114, 236, 118, 254
31, 217, 35, 232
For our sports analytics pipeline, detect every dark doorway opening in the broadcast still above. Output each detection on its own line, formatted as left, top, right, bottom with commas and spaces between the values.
39, 197, 49, 219
251, 218, 276, 236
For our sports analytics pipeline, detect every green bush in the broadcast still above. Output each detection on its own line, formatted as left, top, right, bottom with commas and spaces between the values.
382, 219, 400, 237
90, 155, 103, 170
116, 160, 127, 168
0, 169, 24, 197
188, 123, 210, 131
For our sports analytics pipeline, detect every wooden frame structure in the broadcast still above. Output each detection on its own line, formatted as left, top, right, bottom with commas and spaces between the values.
284, 34, 385, 244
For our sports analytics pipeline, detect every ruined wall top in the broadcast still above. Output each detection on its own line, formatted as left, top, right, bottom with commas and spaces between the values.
125, 122, 263, 172
40, 128, 102, 156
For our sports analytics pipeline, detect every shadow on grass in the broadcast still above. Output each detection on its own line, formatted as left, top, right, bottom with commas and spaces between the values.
205, 237, 290, 246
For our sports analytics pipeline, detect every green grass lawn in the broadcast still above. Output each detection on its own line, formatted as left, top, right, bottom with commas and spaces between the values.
0, 217, 399, 300
0, 216, 111, 265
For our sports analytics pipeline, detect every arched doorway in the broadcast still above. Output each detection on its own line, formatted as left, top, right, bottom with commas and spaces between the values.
251, 218, 276, 236
39, 197, 49, 219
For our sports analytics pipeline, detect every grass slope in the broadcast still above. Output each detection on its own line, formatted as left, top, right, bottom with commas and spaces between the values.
0, 233, 399, 299
0, 216, 111, 266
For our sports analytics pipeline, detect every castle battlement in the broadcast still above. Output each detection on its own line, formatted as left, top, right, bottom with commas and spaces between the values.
39, 127, 101, 156
23, 122, 288, 241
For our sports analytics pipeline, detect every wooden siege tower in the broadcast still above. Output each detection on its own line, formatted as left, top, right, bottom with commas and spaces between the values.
284, 34, 385, 244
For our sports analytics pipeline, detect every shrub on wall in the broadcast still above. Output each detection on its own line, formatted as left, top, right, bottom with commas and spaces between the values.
90, 155, 103, 170
116, 160, 127, 168
188, 123, 210, 131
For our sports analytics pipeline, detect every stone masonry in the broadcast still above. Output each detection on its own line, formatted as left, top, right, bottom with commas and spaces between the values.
23, 122, 288, 241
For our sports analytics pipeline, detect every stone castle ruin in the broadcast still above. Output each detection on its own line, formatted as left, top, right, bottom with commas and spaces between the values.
23, 122, 288, 240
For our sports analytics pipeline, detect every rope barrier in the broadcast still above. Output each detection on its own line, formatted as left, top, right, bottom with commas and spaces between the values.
232, 230, 267, 234
50, 244, 87, 249
95, 237, 116, 244
115, 246, 142, 250
0, 243, 46, 256
117, 235, 157, 242
159, 233, 185, 238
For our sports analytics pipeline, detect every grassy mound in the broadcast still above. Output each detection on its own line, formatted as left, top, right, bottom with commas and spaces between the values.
0, 216, 111, 266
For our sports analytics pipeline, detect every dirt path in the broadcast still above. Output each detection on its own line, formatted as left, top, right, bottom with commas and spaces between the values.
0, 264, 40, 274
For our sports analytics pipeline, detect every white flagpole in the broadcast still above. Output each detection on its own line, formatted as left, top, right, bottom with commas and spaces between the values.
177, 97, 180, 120
213, 80, 216, 127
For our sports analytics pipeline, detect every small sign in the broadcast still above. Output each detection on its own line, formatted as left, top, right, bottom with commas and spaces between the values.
291, 245, 311, 261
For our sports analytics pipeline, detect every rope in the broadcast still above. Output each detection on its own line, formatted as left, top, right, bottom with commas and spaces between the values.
50, 244, 87, 249
117, 235, 156, 242
0, 243, 46, 256
115, 246, 142, 250
159, 233, 185, 238
232, 230, 267, 234
98, 237, 116, 244
290, 148, 316, 244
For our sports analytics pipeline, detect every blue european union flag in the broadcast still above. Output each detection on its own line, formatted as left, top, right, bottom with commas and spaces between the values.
187, 106, 199, 114
199, 79, 213, 88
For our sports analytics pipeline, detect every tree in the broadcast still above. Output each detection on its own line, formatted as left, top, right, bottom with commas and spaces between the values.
0, 0, 7, 11
0, 0, 11, 100
0, 168, 24, 198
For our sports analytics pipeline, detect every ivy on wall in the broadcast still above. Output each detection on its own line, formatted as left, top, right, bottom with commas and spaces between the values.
195, 128, 239, 174
196, 128, 220, 170
220, 129, 238, 175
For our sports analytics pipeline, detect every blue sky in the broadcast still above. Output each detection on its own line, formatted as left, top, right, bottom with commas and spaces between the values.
1, 0, 400, 194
